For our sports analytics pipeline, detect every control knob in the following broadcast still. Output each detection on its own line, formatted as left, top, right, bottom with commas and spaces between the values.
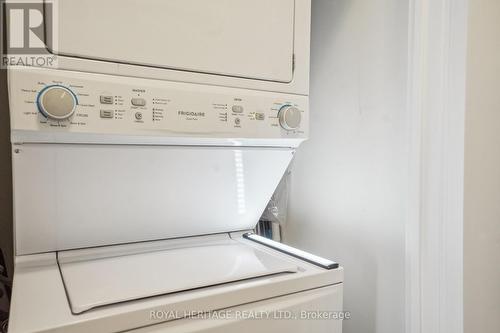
278, 105, 302, 131
37, 85, 77, 120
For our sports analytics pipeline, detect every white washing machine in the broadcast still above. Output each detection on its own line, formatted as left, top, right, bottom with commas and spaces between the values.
6, 1, 343, 332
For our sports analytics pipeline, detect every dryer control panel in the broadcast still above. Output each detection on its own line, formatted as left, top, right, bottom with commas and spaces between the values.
9, 67, 308, 146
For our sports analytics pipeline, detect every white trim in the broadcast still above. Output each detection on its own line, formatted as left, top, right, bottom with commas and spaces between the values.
406, 0, 467, 332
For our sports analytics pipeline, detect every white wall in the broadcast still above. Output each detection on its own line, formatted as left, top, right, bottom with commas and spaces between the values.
464, 0, 500, 332
283, 1, 409, 332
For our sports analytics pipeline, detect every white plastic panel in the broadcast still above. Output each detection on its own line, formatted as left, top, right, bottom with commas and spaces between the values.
51, 0, 295, 82
13, 144, 294, 255
8, 67, 308, 147
129, 285, 343, 333
58, 237, 298, 314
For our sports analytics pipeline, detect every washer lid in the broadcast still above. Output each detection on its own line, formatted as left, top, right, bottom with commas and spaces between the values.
58, 236, 298, 314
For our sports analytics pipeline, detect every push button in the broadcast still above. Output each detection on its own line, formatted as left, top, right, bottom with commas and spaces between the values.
255, 113, 265, 120
100, 110, 113, 118
100, 95, 113, 104
131, 98, 146, 107
232, 105, 244, 113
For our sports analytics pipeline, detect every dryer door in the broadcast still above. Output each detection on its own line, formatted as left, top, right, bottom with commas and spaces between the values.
47, 0, 295, 82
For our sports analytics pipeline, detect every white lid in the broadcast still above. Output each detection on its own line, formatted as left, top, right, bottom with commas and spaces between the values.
58, 236, 298, 314
13, 144, 294, 255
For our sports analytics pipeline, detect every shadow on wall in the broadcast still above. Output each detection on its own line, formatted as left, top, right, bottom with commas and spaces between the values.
304, 1, 378, 332
324, 227, 378, 333
284, 0, 408, 332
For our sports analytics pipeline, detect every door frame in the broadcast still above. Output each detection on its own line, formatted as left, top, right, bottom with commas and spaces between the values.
406, 0, 468, 332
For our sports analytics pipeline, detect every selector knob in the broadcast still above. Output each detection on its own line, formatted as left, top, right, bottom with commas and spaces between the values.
278, 105, 302, 131
37, 85, 77, 120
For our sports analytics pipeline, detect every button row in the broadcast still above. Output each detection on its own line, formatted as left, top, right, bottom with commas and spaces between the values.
101, 110, 266, 120
99, 97, 265, 121
100, 95, 147, 107
100, 99, 257, 116
99, 110, 144, 120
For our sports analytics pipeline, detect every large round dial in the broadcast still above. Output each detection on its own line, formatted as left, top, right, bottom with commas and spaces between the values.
278, 105, 302, 131
37, 85, 77, 120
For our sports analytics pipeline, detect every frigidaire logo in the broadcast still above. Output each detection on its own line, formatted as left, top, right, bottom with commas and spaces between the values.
1, 0, 59, 68
178, 111, 205, 117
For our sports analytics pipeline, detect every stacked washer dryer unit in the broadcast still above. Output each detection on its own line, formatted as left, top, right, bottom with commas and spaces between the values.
7, 0, 343, 332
